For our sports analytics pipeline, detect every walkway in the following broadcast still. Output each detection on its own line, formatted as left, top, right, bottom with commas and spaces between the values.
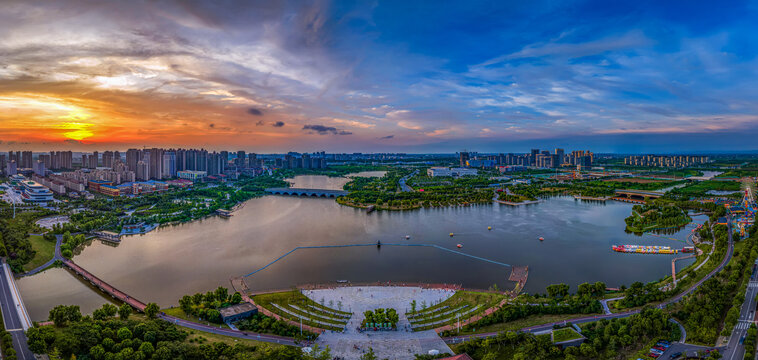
308, 286, 454, 360
62, 259, 147, 311
265, 188, 348, 198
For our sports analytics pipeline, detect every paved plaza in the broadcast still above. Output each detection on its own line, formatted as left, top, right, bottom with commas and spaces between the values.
305, 286, 456, 360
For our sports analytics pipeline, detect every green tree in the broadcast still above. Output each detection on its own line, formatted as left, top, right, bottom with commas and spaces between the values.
118, 304, 132, 320
117, 327, 132, 341
360, 347, 378, 360
144, 302, 160, 319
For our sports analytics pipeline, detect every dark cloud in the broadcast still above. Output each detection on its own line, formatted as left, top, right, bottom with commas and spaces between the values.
272, 121, 285, 127
302, 124, 352, 135
64, 139, 82, 144
378, 135, 394, 140
247, 107, 263, 116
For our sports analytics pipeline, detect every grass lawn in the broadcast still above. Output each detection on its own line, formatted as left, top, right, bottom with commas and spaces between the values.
449, 313, 589, 336
23, 235, 56, 272
253, 290, 348, 331
162, 307, 230, 329
184, 328, 283, 348
552, 328, 582, 342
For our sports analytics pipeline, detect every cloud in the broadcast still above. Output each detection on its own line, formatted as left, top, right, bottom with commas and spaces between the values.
378, 135, 394, 140
302, 124, 352, 135
247, 107, 263, 116
272, 121, 285, 127
64, 139, 83, 144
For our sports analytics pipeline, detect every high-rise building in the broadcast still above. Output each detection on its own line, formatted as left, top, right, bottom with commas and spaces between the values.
136, 160, 149, 181
33, 160, 46, 176
162, 151, 177, 178
102, 151, 114, 168
247, 153, 258, 167
530, 149, 540, 166
459, 152, 470, 167
5, 160, 17, 176
236, 151, 246, 168
90, 151, 99, 168
0, 154, 5, 172
148, 148, 164, 179
126, 149, 141, 172
21, 151, 33, 168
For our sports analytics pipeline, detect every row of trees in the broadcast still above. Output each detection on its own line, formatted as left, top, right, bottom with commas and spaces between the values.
362, 308, 399, 328
624, 204, 691, 232
236, 313, 316, 339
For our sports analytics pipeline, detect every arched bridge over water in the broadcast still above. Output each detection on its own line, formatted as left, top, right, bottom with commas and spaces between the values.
265, 188, 348, 198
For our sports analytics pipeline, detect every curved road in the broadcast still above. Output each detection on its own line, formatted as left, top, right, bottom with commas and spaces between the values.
22, 234, 63, 277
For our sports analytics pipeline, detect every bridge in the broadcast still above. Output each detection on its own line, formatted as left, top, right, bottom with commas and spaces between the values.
614, 189, 664, 203
63, 259, 148, 311
265, 188, 348, 198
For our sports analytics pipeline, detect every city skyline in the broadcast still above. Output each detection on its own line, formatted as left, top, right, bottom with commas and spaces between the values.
2, 1, 758, 153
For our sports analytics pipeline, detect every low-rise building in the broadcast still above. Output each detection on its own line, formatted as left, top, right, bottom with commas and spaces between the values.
19, 179, 54, 204
427, 167, 478, 177
218, 303, 258, 323
177, 170, 207, 181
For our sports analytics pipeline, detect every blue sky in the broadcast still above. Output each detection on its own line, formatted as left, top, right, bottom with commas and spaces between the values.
1, 0, 757, 152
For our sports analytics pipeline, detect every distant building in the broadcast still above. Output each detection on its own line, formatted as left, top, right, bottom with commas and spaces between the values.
498, 165, 527, 173
427, 167, 478, 177
459, 152, 470, 167
465, 159, 495, 168
177, 170, 207, 181
218, 303, 258, 323
33, 161, 46, 176
5, 160, 17, 176
19, 179, 54, 204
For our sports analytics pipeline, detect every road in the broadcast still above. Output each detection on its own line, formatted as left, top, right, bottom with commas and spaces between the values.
0, 262, 35, 360
159, 313, 302, 346
398, 170, 417, 192
444, 216, 735, 345
723, 249, 758, 360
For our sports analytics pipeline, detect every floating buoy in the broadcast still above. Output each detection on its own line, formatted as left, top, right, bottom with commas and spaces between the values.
488, 226, 492, 230
405, 235, 410, 239
457, 244, 463, 248
449, 233, 454, 237
539, 237, 544, 241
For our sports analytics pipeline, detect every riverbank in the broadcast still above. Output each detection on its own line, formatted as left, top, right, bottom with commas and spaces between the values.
494, 199, 540, 206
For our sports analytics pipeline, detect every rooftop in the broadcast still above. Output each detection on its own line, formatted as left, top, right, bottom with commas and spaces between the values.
218, 302, 256, 318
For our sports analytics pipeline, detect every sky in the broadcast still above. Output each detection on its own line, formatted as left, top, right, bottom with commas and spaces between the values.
1, 0, 757, 153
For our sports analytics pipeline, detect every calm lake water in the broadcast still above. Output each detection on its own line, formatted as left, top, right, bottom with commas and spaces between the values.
18, 174, 703, 321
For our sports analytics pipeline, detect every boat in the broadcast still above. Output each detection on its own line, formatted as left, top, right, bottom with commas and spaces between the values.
336, 280, 348, 283
488, 226, 492, 230
456, 244, 462, 248
538, 237, 544, 241
449, 233, 454, 237
405, 235, 411, 239
612, 245, 677, 254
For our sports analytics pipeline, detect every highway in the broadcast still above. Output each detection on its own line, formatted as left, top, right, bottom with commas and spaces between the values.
722, 257, 758, 360
0, 262, 35, 360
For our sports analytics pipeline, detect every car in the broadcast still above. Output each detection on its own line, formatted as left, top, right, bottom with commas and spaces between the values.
669, 352, 682, 359
648, 352, 660, 358
650, 348, 663, 355
653, 345, 666, 351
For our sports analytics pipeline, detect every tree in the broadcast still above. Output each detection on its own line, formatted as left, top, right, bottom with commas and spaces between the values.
118, 304, 132, 320
231, 292, 242, 304
90, 344, 106, 360
145, 302, 160, 318
214, 286, 228, 302
360, 347, 378, 360
117, 327, 133, 341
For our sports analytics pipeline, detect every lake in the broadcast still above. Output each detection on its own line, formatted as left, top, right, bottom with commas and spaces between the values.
18, 174, 702, 321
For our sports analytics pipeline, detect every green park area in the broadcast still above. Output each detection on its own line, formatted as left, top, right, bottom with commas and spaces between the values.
624, 203, 691, 233
552, 327, 582, 342
407, 291, 506, 331
337, 168, 494, 210
252, 290, 351, 331
22, 234, 56, 272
